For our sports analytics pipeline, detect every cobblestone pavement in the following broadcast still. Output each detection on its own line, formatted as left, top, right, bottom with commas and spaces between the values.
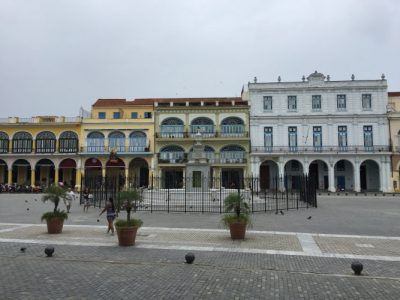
1, 193, 400, 299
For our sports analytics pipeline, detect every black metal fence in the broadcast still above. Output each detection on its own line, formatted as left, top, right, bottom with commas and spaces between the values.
80, 175, 317, 213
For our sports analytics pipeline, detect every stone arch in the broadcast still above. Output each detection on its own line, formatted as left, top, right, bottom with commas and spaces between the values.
108, 131, 125, 152
35, 159, 55, 187
58, 158, 77, 188
359, 159, 380, 191
284, 159, 304, 190
159, 145, 185, 163
334, 159, 354, 191
161, 117, 184, 125
220, 117, 245, 136
12, 159, 31, 185
259, 160, 279, 190
190, 117, 214, 136
220, 145, 245, 163
128, 158, 149, 187
0, 159, 8, 184
308, 159, 329, 190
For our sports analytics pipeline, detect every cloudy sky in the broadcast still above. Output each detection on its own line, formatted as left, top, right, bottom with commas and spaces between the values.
0, 0, 399, 117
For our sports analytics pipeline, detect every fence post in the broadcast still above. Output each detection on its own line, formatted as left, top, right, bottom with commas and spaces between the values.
167, 178, 170, 213
275, 177, 279, 214
184, 176, 187, 213
251, 176, 254, 213
219, 177, 222, 214
202, 176, 204, 213
150, 174, 153, 213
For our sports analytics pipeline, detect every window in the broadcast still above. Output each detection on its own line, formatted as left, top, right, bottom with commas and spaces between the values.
362, 94, 372, 110
35, 131, 56, 153
337, 95, 346, 111
131, 112, 138, 119
264, 127, 273, 151
59, 131, 78, 153
312, 95, 321, 111
363, 126, 373, 150
338, 126, 348, 150
144, 112, 152, 119
263, 96, 272, 111
313, 126, 322, 151
288, 127, 297, 151
98, 112, 106, 119
288, 96, 297, 111
113, 112, 121, 119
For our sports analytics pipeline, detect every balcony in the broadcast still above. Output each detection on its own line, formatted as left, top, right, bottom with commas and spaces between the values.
156, 125, 248, 139
81, 146, 150, 154
158, 152, 187, 164
159, 151, 247, 164
252, 145, 391, 154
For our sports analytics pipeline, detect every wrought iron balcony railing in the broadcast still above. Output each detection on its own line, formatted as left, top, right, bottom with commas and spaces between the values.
81, 146, 150, 153
252, 145, 391, 154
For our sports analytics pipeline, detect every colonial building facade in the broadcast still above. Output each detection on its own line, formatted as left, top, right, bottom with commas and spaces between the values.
153, 97, 250, 188
248, 72, 392, 192
388, 92, 400, 191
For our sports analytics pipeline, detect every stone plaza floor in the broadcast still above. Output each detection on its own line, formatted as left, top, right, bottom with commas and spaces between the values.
1, 193, 400, 299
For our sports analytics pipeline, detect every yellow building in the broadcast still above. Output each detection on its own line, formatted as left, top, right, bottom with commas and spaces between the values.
0, 116, 81, 189
153, 97, 250, 188
388, 92, 400, 191
81, 99, 155, 188
0, 99, 155, 191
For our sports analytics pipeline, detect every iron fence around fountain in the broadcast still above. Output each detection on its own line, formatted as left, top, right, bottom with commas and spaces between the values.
80, 175, 317, 213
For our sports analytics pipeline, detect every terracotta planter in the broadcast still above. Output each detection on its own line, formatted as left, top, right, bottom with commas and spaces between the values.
46, 218, 64, 234
229, 222, 247, 240
116, 226, 139, 246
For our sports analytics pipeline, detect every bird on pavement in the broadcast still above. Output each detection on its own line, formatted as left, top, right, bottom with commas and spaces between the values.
307, 216, 312, 220
280, 210, 284, 215
20, 247, 26, 252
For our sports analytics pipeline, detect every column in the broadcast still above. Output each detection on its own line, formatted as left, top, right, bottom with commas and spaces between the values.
328, 164, 335, 192
102, 167, 106, 179
278, 160, 285, 191
8, 169, 12, 185
75, 169, 82, 191
125, 167, 129, 188
54, 168, 59, 185
31, 169, 35, 187
353, 160, 360, 192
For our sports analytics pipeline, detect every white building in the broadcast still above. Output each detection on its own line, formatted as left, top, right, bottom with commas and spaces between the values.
248, 71, 392, 192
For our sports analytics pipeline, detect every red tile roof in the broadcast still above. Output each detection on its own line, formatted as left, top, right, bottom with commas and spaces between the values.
389, 92, 400, 97
92, 97, 245, 107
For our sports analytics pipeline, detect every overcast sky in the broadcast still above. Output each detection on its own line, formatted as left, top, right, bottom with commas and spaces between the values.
0, 0, 399, 117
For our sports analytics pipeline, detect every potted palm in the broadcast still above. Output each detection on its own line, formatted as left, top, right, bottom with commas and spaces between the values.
41, 185, 68, 234
222, 193, 251, 239
115, 188, 144, 246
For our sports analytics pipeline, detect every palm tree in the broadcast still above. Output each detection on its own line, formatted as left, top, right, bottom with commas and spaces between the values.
42, 185, 67, 213
117, 189, 143, 222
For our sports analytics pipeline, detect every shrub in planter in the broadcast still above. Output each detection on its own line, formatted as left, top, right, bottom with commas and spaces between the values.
222, 193, 251, 240
115, 189, 144, 246
41, 185, 68, 234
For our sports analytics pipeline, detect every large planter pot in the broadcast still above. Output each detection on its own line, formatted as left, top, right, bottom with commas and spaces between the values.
46, 218, 64, 234
116, 226, 139, 246
229, 222, 247, 240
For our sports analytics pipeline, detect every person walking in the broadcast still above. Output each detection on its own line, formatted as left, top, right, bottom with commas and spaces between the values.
99, 197, 116, 235
65, 188, 75, 213
83, 188, 90, 212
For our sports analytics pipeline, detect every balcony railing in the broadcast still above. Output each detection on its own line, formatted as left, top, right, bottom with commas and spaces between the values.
252, 145, 391, 153
159, 152, 247, 164
81, 146, 150, 153
156, 126, 248, 138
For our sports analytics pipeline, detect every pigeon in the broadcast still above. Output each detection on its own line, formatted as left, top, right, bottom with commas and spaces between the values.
34, 199, 37, 201
26, 208, 29, 211
20, 247, 26, 252
97, 219, 99, 222
25, 200, 28, 203
307, 216, 312, 220
280, 210, 284, 215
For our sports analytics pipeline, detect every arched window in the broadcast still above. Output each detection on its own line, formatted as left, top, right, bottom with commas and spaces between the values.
129, 131, 147, 152
220, 145, 245, 163
0, 132, 9, 153
108, 131, 125, 152
190, 117, 214, 137
59, 131, 79, 153
36, 131, 56, 153
159, 145, 185, 162
160, 118, 184, 138
87, 132, 105, 152
220, 117, 245, 137
12, 131, 32, 153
